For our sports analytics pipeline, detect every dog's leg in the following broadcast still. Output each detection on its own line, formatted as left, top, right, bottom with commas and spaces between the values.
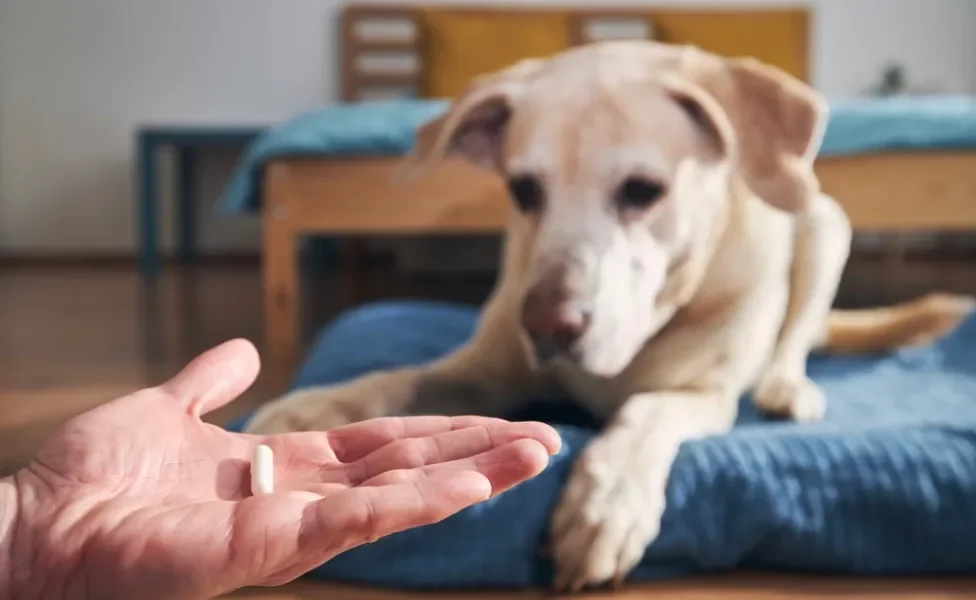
753, 193, 852, 421
242, 365, 440, 435
245, 331, 538, 435
550, 389, 736, 592
549, 259, 793, 591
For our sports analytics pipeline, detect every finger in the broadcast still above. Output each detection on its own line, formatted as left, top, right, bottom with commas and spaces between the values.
247, 472, 492, 587
249, 422, 555, 494
361, 438, 551, 497
160, 338, 260, 418
345, 422, 558, 485
315, 470, 491, 549
326, 415, 519, 463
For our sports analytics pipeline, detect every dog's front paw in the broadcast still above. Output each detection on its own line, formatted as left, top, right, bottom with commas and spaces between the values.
244, 387, 369, 435
753, 370, 826, 422
549, 435, 665, 592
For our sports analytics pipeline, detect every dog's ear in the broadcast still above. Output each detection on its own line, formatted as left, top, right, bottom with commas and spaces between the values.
669, 50, 828, 213
398, 58, 545, 181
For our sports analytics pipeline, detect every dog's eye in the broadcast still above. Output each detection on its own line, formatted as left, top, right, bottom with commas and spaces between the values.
616, 177, 665, 211
507, 175, 545, 212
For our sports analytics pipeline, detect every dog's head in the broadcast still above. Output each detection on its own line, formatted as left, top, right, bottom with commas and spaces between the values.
401, 41, 828, 377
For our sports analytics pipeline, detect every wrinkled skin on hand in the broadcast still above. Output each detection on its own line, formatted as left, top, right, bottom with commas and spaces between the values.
4, 340, 560, 600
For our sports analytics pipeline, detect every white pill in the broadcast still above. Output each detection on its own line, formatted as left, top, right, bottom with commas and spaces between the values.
251, 444, 274, 496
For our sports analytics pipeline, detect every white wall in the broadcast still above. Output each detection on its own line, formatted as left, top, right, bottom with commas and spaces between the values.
0, 0, 974, 255
0, 0, 342, 253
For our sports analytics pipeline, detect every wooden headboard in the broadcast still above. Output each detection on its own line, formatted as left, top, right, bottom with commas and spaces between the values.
339, 2, 810, 101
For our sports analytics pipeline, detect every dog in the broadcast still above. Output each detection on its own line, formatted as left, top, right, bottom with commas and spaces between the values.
245, 41, 975, 591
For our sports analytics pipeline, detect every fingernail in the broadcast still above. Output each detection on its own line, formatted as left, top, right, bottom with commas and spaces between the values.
550, 433, 562, 455
540, 425, 562, 455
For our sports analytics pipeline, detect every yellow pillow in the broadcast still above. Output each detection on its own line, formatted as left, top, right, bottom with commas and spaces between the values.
420, 8, 571, 99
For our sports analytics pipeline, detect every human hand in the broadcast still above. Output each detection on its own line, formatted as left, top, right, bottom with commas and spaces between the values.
2, 340, 560, 599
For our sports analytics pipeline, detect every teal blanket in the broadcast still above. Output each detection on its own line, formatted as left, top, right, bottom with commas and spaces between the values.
218, 95, 976, 215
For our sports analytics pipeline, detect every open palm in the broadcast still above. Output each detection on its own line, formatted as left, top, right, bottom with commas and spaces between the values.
8, 340, 559, 600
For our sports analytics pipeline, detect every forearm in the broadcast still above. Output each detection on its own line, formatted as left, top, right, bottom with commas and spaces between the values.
0, 476, 18, 597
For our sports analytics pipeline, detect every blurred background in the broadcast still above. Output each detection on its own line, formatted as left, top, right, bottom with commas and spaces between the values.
0, 0, 974, 582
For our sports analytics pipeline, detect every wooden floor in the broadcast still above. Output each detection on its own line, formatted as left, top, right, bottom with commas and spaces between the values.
2, 259, 975, 599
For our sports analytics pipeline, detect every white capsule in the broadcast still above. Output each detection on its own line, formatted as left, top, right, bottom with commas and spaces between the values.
251, 444, 274, 496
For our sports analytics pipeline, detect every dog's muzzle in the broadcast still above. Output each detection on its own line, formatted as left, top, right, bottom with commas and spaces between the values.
520, 278, 592, 364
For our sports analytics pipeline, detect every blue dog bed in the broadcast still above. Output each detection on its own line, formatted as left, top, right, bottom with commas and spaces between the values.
229, 301, 976, 589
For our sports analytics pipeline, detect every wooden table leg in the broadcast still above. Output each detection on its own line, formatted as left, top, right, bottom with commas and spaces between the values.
339, 238, 369, 308
176, 147, 199, 264
262, 168, 299, 365
136, 133, 160, 278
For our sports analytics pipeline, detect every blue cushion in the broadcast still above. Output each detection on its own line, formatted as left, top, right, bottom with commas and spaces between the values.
217, 99, 448, 215
228, 300, 976, 589
821, 95, 976, 156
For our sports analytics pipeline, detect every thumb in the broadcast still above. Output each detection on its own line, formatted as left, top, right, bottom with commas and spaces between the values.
255, 471, 492, 586
160, 338, 261, 418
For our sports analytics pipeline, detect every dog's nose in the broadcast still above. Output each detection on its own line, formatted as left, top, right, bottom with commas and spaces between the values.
548, 306, 591, 351
521, 288, 592, 360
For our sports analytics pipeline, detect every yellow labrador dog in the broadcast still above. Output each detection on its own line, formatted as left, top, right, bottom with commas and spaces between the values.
246, 41, 974, 590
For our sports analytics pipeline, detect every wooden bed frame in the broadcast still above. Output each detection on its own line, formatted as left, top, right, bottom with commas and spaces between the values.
261, 2, 976, 364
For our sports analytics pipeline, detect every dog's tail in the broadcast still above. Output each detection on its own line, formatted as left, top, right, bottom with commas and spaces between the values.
817, 292, 976, 354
